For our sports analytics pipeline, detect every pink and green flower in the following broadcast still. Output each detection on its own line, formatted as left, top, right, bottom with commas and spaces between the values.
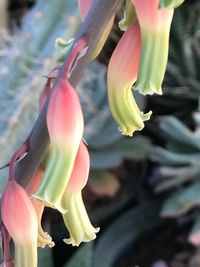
132, 0, 174, 95
107, 22, 151, 136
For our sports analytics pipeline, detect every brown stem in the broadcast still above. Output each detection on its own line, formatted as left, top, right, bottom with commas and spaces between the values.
9, 143, 28, 181
61, 35, 88, 79
14, 0, 123, 186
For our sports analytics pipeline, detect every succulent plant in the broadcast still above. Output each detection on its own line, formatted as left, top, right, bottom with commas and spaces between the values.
149, 113, 200, 246
148, 1, 200, 247
165, 1, 200, 99
0, 0, 153, 265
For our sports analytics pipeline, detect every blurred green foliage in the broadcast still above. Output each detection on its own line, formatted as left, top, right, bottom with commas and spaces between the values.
149, 1, 200, 247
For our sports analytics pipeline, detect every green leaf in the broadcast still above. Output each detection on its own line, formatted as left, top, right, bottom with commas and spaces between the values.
164, 2, 200, 99
93, 201, 162, 267
38, 247, 54, 267
161, 181, 200, 217
91, 136, 151, 169
158, 117, 200, 150
150, 147, 200, 165
85, 111, 121, 148
64, 243, 93, 267
155, 166, 200, 192
89, 170, 120, 197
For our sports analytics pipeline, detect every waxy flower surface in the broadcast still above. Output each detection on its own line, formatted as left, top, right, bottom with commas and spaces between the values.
61, 141, 99, 246
26, 167, 54, 248
107, 22, 151, 136
34, 77, 84, 213
1, 179, 38, 267
132, 0, 174, 95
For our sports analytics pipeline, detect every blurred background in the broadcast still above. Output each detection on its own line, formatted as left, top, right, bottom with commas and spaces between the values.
0, 0, 200, 266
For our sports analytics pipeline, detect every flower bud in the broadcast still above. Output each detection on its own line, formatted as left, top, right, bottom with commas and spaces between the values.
61, 141, 99, 246
107, 23, 151, 136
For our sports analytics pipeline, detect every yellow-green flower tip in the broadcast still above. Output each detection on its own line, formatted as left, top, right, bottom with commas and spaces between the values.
62, 192, 99, 246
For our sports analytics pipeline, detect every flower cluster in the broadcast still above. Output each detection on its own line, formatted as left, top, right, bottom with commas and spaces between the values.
0, 0, 184, 266
0, 36, 98, 266
107, 0, 177, 136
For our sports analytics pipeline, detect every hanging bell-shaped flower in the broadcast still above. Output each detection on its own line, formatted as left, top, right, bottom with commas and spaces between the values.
107, 22, 151, 136
61, 141, 99, 246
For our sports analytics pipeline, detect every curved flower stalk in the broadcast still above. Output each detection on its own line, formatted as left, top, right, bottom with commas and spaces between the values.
1, 179, 38, 267
34, 77, 84, 213
61, 141, 99, 246
107, 22, 151, 136
132, 0, 174, 95
77, 0, 114, 60
26, 167, 54, 248
39, 67, 60, 111
39, 78, 53, 112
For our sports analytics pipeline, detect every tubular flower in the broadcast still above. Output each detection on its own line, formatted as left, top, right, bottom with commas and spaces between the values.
1, 179, 38, 267
132, 0, 174, 95
77, 0, 114, 60
26, 167, 54, 248
34, 77, 84, 213
107, 22, 151, 136
61, 141, 99, 246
